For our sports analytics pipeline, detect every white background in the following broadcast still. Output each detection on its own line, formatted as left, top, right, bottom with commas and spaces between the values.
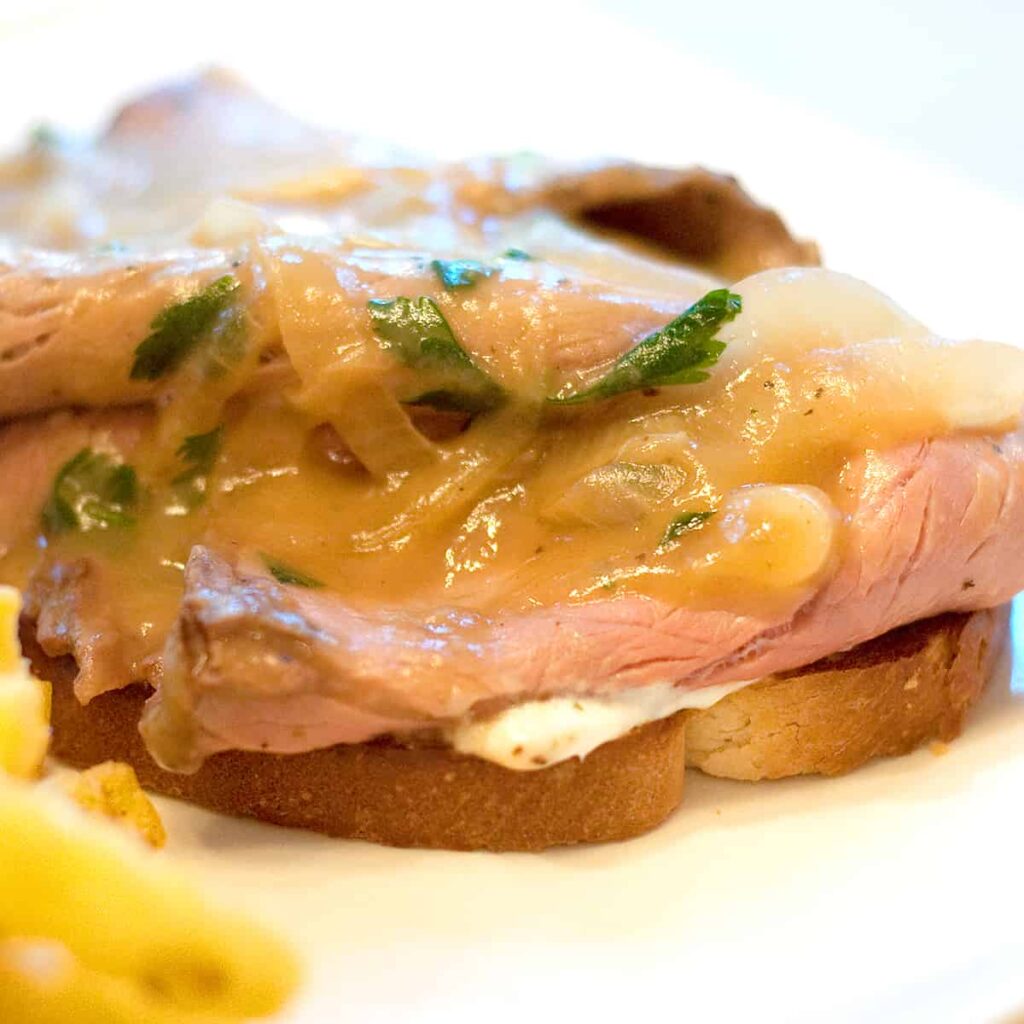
2, 4, 1023, 1022
1, 0, 1021, 199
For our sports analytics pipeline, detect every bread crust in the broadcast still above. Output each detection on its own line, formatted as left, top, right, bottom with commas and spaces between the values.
27, 607, 1005, 851
685, 607, 1008, 780
36, 640, 687, 851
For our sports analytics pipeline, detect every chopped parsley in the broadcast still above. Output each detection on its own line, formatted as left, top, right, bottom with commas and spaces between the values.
405, 388, 493, 413
262, 555, 325, 589
203, 310, 246, 379
42, 448, 139, 534
660, 510, 714, 547
130, 275, 241, 381
367, 296, 504, 414
549, 289, 741, 405
430, 258, 494, 290
502, 248, 532, 261
171, 426, 223, 510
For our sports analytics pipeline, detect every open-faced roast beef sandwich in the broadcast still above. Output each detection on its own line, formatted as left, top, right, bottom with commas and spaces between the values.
1, 73, 1021, 850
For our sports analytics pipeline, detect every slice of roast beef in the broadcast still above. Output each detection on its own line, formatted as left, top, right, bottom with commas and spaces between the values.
539, 164, 820, 280
0, 407, 149, 557
139, 430, 1024, 771
0, 243, 706, 420
1, 407, 154, 700
25, 558, 150, 702
0, 249, 256, 418
0, 70, 358, 250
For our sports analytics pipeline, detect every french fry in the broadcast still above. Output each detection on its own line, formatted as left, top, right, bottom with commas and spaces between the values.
58, 761, 168, 848
0, 766, 299, 1020
0, 587, 50, 778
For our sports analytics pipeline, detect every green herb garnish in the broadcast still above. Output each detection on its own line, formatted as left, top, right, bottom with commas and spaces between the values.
660, 510, 714, 546
367, 296, 504, 413
203, 310, 246, 379
130, 275, 241, 381
549, 288, 741, 405
42, 448, 139, 534
430, 258, 494, 290
263, 555, 325, 589
171, 426, 223, 510
405, 389, 495, 414
502, 248, 531, 261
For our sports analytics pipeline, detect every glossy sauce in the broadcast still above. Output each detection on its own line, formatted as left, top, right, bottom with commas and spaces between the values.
4, 243, 1023, 689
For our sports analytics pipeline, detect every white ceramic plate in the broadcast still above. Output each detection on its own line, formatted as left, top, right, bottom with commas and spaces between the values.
2, 6, 1023, 1021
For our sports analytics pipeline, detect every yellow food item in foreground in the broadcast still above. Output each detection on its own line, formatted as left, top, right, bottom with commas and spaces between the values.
2, 585, 164, 845
0, 587, 50, 778
0, 938, 238, 1024
0, 584, 299, 1021
0, 773, 300, 1019
59, 760, 167, 848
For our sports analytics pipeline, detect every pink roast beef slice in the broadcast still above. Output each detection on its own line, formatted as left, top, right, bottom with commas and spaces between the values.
1, 407, 154, 700
0, 250, 243, 417
141, 430, 1024, 770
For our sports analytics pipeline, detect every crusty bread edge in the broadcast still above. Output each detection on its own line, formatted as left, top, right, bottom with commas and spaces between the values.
686, 606, 1007, 780
29, 606, 1006, 851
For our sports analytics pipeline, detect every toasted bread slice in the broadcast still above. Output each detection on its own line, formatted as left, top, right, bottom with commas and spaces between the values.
686, 606, 1007, 780
28, 606, 1006, 852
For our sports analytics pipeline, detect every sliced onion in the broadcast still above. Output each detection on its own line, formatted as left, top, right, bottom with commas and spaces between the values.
261, 243, 438, 478
702, 483, 837, 589
542, 461, 689, 528
723, 268, 928, 358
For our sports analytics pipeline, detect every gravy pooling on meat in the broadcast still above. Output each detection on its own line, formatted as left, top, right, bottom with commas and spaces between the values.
2, 257, 1023, 685
2, 74, 1024, 770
